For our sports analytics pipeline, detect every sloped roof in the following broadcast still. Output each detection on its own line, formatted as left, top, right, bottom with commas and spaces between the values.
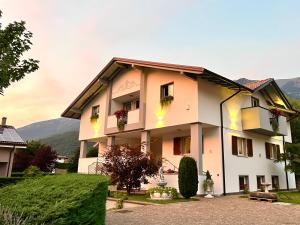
244, 78, 273, 91
62, 57, 251, 119
0, 125, 26, 146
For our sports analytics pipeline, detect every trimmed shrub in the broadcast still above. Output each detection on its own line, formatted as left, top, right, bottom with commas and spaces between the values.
178, 156, 198, 198
11, 172, 25, 177
0, 174, 108, 225
0, 177, 25, 188
24, 166, 43, 177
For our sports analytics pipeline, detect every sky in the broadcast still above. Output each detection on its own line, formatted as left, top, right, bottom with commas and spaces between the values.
1, 0, 300, 128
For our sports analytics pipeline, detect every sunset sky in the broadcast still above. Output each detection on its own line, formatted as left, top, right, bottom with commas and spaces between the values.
1, 0, 300, 128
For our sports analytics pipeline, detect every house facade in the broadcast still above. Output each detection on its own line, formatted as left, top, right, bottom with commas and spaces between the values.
62, 58, 298, 195
0, 117, 26, 177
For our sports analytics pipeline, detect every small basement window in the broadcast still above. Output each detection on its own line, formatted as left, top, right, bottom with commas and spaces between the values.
271, 176, 279, 190
239, 175, 249, 191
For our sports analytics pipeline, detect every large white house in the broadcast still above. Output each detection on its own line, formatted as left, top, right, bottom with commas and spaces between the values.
62, 58, 298, 195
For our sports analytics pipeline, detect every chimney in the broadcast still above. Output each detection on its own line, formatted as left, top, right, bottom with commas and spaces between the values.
2, 117, 7, 126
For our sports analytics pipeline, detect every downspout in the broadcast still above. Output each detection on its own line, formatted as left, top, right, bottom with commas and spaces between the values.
220, 88, 241, 196
6, 146, 15, 177
282, 136, 289, 190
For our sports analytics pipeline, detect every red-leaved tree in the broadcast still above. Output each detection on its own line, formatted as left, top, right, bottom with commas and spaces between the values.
31, 146, 57, 172
13, 150, 33, 172
101, 144, 158, 194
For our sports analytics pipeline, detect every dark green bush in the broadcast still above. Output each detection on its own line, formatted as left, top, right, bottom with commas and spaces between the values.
0, 177, 25, 188
55, 162, 71, 170
86, 147, 99, 158
178, 156, 198, 198
0, 174, 108, 225
24, 165, 43, 177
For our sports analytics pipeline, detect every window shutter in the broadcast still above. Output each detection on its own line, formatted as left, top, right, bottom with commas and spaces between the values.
265, 143, 271, 159
232, 136, 238, 155
276, 145, 281, 159
173, 138, 181, 155
247, 139, 253, 157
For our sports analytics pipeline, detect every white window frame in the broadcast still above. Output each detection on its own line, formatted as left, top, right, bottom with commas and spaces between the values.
270, 144, 278, 160
239, 175, 249, 191
91, 105, 99, 117
237, 137, 248, 157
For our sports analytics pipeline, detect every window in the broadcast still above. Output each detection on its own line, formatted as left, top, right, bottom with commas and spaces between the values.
265, 143, 280, 160
91, 105, 99, 117
271, 176, 279, 190
239, 175, 249, 191
173, 136, 191, 155
232, 136, 253, 157
251, 97, 259, 107
161, 82, 174, 99
256, 176, 265, 190
123, 100, 139, 111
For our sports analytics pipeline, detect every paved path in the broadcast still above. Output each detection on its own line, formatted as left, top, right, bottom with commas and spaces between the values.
106, 196, 300, 225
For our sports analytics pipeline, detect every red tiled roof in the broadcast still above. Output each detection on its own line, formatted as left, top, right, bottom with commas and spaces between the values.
243, 78, 273, 91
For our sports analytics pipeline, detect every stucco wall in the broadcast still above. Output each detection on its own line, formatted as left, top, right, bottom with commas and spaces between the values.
145, 70, 198, 130
79, 90, 107, 141
224, 128, 296, 193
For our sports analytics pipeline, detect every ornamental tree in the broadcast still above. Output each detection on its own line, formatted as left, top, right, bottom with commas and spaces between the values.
277, 143, 300, 175
31, 146, 57, 172
0, 10, 39, 94
100, 144, 158, 194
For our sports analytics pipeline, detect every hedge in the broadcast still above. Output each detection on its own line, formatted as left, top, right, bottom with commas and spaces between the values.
11, 172, 25, 177
0, 174, 109, 225
0, 177, 25, 188
55, 162, 71, 170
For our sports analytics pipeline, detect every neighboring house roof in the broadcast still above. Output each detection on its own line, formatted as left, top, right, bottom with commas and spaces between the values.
244, 78, 273, 91
61, 57, 297, 119
0, 125, 26, 147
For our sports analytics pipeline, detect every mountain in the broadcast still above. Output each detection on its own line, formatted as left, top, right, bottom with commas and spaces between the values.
17, 118, 80, 156
236, 77, 300, 100
39, 131, 80, 156
17, 118, 80, 141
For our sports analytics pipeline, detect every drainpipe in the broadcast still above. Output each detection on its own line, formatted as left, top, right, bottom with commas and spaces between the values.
220, 88, 241, 196
282, 136, 289, 190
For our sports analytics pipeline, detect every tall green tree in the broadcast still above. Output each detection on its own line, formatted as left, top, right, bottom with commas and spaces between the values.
289, 98, 300, 143
277, 143, 300, 175
0, 10, 39, 94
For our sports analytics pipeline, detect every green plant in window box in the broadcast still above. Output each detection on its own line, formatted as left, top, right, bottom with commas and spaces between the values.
160, 96, 174, 108
269, 109, 281, 135
90, 114, 99, 121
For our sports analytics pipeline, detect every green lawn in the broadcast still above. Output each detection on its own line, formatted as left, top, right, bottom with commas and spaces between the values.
110, 192, 199, 204
277, 192, 300, 204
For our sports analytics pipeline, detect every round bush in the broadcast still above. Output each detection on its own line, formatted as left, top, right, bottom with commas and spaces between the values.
178, 156, 198, 198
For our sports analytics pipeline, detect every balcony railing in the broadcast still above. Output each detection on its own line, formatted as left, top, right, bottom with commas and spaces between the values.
107, 109, 140, 129
241, 106, 287, 136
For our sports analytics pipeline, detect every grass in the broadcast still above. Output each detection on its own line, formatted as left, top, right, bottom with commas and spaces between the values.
277, 191, 300, 204
109, 192, 198, 204
0, 174, 108, 225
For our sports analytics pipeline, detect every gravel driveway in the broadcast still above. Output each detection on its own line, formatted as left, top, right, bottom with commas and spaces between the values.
106, 196, 300, 225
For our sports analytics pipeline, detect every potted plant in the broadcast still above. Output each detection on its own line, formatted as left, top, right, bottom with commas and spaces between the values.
269, 109, 281, 135
90, 114, 99, 121
160, 95, 174, 108
203, 170, 214, 198
114, 109, 128, 131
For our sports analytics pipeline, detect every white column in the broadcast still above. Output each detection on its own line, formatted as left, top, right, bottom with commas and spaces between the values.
98, 141, 106, 157
141, 130, 150, 153
107, 136, 115, 147
79, 140, 88, 158
190, 123, 203, 174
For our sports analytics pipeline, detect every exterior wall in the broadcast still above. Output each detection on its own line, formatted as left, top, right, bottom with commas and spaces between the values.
79, 90, 107, 141
111, 69, 141, 100
0, 147, 14, 177
224, 128, 296, 193
78, 157, 98, 173
145, 70, 198, 129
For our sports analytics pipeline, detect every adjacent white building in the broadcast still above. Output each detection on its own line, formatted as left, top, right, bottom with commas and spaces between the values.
62, 58, 298, 195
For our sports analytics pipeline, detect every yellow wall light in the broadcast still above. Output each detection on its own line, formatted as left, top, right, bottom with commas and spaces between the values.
155, 106, 166, 128
91, 118, 101, 138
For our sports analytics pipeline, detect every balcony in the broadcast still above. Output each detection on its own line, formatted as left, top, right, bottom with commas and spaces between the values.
107, 109, 140, 130
241, 107, 287, 136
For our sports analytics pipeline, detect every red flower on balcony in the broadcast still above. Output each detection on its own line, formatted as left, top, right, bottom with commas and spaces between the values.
114, 109, 128, 119
269, 108, 281, 118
